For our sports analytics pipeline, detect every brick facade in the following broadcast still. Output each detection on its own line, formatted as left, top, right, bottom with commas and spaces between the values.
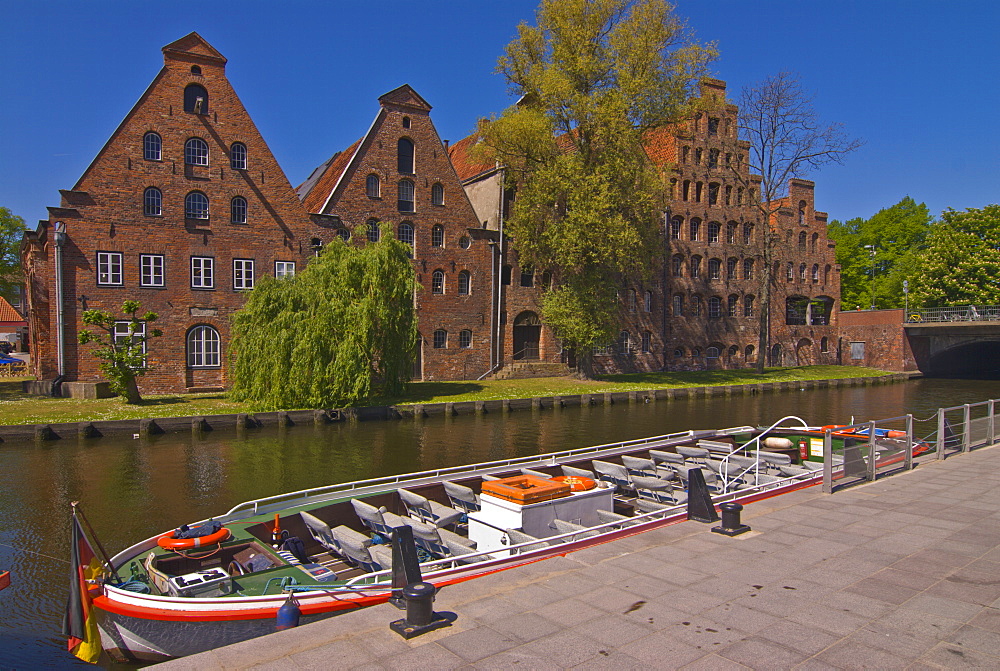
838, 309, 917, 371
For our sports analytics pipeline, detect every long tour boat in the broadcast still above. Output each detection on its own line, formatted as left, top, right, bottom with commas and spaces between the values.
70, 416, 924, 663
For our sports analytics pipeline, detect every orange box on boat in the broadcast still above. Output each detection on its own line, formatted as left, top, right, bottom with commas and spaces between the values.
481, 475, 571, 504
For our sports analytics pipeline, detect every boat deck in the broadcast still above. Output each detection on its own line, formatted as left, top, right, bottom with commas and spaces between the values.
162, 441, 1000, 669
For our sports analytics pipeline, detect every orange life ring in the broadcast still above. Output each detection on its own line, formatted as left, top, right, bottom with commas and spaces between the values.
821, 425, 850, 433
157, 527, 230, 550
552, 475, 597, 492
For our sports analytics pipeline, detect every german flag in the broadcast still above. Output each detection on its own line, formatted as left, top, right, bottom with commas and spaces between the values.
62, 508, 105, 664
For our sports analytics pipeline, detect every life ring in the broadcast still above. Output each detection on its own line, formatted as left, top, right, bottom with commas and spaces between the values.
552, 475, 597, 492
157, 527, 230, 550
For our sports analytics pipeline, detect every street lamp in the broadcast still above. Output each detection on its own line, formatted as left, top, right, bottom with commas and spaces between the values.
864, 244, 877, 310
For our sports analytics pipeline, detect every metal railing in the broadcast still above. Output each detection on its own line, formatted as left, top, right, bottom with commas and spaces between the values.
821, 398, 1000, 493
906, 305, 1000, 323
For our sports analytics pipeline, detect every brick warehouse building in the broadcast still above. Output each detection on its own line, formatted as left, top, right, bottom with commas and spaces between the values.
22, 37, 841, 395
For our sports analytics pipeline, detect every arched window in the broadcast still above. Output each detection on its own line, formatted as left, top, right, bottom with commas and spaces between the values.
707, 296, 722, 318
799, 263, 807, 281
397, 179, 414, 212
431, 224, 444, 247
183, 84, 209, 114
432, 269, 445, 294
725, 185, 732, 205
366, 174, 380, 198
798, 200, 807, 225
398, 222, 414, 254
707, 346, 721, 359
672, 294, 684, 316
184, 137, 209, 166
143, 132, 161, 161
743, 223, 753, 245
695, 182, 703, 202
230, 143, 247, 170
674, 347, 685, 358
729, 345, 739, 358
786, 262, 794, 281
737, 187, 744, 205
727, 294, 738, 317
692, 347, 702, 358
143, 187, 162, 216
744, 295, 755, 317
185, 191, 209, 219
727, 257, 737, 279
644, 291, 652, 312
689, 218, 700, 241
433, 329, 447, 349
336, 228, 350, 242
671, 255, 684, 277
811, 232, 819, 253
821, 336, 829, 353
458, 270, 471, 295
397, 138, 415, 174
641, 331, 651, 353
726, 222, 737, 244
230, 196, 247, 224
187, 325, 220, 367
708, 148, 719, 166
691, 295, 702, 316
770, 343, 782, 365
812, 264, 820, 282
708, 258, 722, 280
690, 255, 701, 278
824, 264, 831, 285
708, 183, 719, 205
743, 258, 754, 280
459, 329, 472, 348
708, 221, 720, 243
628, 289, 637, 312
366, 219, 380, 243
798, 231, 807, 250
670, 217, 682, 239
695, 148, 703, 164
618, 330, 632, 354
682, 180, 691, 201
431, 183, 444, 205
745, 344, 755, 360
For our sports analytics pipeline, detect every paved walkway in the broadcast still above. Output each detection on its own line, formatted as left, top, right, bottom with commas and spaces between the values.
164, 447, 1000, 669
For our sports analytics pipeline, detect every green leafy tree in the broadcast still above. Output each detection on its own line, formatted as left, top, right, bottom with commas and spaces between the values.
78, 301, 162, 404
0, 206, 27, 303
228, 227, 417, 410
827, 197, 933, 310
908, 205, 1000, 308
477, 0, 716, 376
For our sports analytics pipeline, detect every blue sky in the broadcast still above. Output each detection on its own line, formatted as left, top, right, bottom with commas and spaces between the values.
2, 1, 998, 228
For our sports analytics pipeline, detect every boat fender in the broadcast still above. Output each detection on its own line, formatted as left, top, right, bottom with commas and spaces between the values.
156, 526, 231, 550
762, 437, 793, 450
276, 593, 301, 631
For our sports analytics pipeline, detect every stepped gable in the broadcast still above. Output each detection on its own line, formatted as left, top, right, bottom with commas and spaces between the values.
21, 33, 313, 391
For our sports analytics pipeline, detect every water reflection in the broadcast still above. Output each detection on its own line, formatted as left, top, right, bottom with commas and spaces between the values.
4, 377, 1000, 667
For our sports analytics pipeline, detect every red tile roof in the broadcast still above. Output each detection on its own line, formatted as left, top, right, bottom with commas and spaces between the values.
299, 138, 363, 213
0, 296, 25, 324
448, 133, 496, 183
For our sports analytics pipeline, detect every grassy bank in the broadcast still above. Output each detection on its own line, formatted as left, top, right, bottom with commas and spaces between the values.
0, 365, 890, 426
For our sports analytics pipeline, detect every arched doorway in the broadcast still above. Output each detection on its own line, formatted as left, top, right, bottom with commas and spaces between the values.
770, 343, 782, 366
513, 311, 541, 360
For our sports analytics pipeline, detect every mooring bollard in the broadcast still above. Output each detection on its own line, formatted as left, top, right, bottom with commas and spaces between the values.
389, 581, 449, 639
711, 501, 751, 537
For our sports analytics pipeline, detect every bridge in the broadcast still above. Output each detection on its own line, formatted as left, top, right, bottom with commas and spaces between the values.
904, 306, 1000, 377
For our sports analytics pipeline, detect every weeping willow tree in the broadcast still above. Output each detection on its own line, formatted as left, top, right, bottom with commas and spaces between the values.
228, 227, 417, 410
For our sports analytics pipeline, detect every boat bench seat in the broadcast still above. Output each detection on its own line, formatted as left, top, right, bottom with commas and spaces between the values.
550, 518, 601, 539
697, 440, 736, 454
676, 445, 710, 461
398, 488, 463, 528
505, 528, 550, 553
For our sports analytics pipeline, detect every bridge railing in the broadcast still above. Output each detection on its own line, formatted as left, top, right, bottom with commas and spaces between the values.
906, 305, 1000, 323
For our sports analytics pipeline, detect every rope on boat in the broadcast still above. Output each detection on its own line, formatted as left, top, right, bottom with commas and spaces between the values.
0, 541, 70, 564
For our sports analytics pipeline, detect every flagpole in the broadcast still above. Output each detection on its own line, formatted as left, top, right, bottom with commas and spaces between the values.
71, 502, 120, 582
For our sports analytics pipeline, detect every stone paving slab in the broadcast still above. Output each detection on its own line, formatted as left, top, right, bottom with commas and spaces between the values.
162, 445, 1000, 670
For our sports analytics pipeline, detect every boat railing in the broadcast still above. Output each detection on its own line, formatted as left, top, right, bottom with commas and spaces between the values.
224, 429, 708, 517
717, 415, 810, 492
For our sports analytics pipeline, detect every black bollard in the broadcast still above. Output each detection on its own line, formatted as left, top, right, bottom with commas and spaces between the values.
711, 501, 751, 537
389, 581, 450, 639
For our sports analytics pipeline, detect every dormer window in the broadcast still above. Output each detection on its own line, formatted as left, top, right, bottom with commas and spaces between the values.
184, 84, 209, 114
397, 138, 414, 174
230, 143, 247, 170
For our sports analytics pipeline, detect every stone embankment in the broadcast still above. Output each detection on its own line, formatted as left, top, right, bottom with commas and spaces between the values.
1, 373, 914, 444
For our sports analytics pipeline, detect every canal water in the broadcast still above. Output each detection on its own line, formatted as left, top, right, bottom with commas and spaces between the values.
3, 377, 1000, 668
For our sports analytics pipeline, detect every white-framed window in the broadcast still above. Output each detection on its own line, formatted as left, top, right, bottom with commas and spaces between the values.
618, 330, 632, 354
231, 196, 247, 224
366, 219, 380, 243
433, 329, 447, 349
431, 183, 444, 205
431, 224, 444, 247
459, 329, 472, 348
230, 142, 247, 170
397, 138, 415, 174
233, 258, 254, 290
184, 137, 209, 166
143, 132, 161, 161
185, 191, 209, 220
97, 252, 123, 286
366, 174, 380, 198
398, 222, 414, 252
114, 320, 147, 358
398, 179, 415, 212
144, 187, 162, 216
432, 270, 445, 294
191, 256, 214, 289
275, 261, 296, 279
641, 331, 651, 353
187, 325, 221, 368
140, 254, 164, 287
458, 270, 471, 296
